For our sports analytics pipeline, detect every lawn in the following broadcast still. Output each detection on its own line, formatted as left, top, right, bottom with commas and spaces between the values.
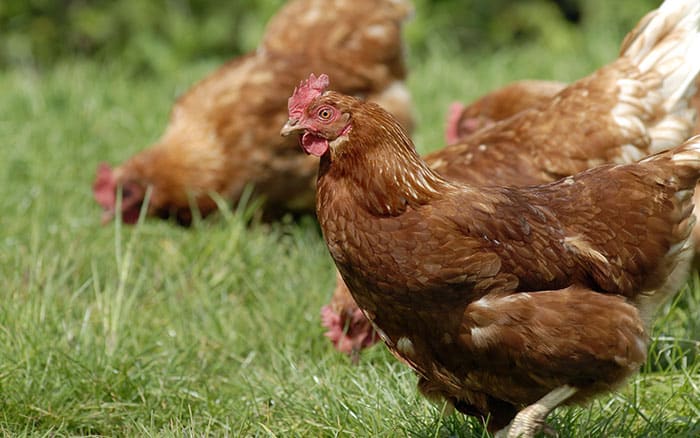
1, 11, 699, 437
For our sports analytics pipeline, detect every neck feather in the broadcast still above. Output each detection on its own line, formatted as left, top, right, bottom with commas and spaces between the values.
321, 104, 453, 216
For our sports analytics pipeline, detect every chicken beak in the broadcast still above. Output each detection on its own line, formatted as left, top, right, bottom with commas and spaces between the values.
280, 119, 303, 137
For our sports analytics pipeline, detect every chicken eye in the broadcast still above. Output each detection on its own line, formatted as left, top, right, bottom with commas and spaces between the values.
318, 107, 333, 121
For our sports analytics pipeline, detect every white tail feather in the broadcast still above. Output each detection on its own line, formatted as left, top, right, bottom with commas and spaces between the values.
648, 110, 696, 150
641, 134, 700, 163
620, 0, 700, 153
670, 134, 700, 162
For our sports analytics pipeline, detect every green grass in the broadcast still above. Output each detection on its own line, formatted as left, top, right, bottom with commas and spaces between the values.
1, 24, 699, 437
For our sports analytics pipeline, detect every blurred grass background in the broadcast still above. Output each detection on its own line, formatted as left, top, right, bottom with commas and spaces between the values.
1, 0, 656, 73
1, 0, 699, 436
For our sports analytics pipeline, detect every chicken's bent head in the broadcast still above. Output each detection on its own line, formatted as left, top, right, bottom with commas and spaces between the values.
93, 163, 146, 225
280, 73, 352, 156
320, 304, 379, 363
445, 101, 495, 144
445, 102, 466, 144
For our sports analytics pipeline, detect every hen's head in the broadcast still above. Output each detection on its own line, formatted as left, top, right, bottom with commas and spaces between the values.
280, 73, 354, 157
321, 304, 379, 363
93, 163, 146, 225
445, 102, 466, 144
445, 101, 495, 143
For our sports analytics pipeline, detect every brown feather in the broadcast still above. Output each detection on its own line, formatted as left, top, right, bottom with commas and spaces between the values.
304, 85, 699, 431
324, 0, 700, 362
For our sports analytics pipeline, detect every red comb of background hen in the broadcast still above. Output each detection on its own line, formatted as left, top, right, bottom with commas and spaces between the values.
445, 102, 465, 144
288, 73, 330, 118
321, 304, 379, 360
93, 162, 116, 210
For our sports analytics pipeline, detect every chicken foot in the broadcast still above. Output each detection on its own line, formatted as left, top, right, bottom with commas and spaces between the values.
495, 385, 577, 438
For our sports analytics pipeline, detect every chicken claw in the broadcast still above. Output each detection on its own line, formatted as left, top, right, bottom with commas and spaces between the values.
496, 386, 577, 438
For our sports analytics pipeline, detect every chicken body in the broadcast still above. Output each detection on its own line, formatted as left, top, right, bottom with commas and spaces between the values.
322, 0, 700, 359
283, 66, 699, 437
93, 0, 414, 225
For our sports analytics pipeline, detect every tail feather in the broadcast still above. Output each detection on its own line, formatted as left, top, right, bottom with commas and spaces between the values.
669, 135, 700, 164
621, 0, 700, 65
619, 0, 700, 152
642, 135, 700, 188
647, 108, 697, 147
632, 132, 700, 323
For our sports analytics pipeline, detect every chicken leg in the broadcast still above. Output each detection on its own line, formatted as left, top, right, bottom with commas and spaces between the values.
496, 385, 578, 438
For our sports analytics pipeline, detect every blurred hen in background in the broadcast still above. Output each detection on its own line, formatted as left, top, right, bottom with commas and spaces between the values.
93, 0, 414, 225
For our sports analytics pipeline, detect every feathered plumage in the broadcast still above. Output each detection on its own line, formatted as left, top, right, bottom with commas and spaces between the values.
284, 65, 699, 436
322, 0, 700, 361
93, 0, 414, 225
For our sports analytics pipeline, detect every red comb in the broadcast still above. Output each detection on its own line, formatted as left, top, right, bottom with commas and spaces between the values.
445, 102, 465, 144
288, 73, 330, 118
93, 162, 116, 209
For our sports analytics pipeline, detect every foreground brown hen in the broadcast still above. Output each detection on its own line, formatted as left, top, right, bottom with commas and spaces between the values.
283, 66, 699, 436
92, 0, 414, 225
321, 0, 700, 360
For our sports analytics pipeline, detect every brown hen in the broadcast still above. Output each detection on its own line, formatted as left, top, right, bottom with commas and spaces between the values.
322, 0, 700, 360
282, 69, 700, 436
283, 66, 699, 436
93, 0, 414, 225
